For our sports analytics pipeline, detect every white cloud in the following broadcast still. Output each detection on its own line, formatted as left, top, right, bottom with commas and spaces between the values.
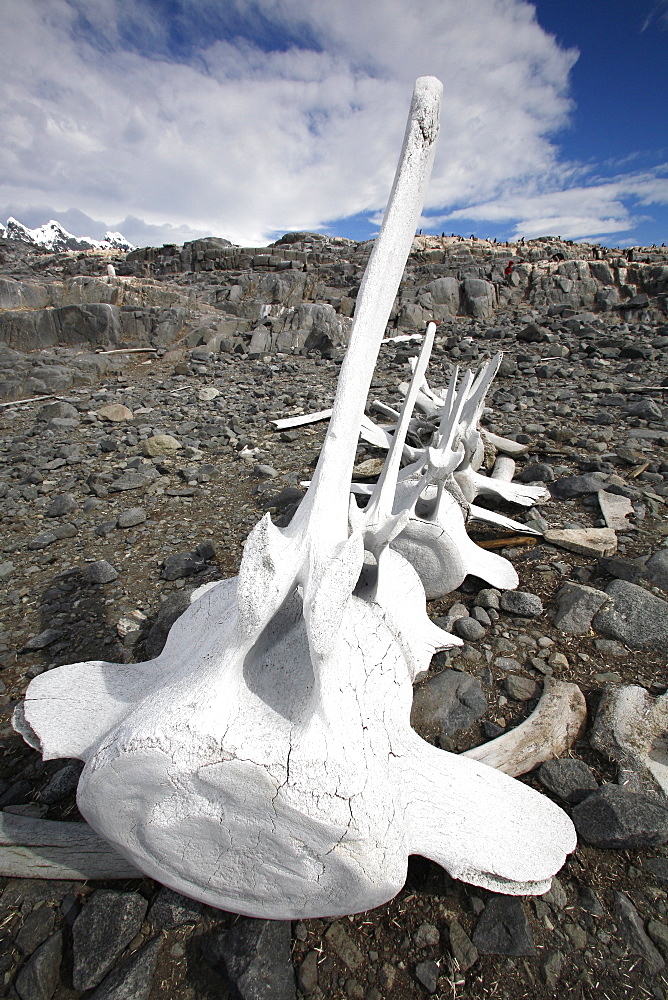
430, 168, 668, 241
0, 0, 664, 247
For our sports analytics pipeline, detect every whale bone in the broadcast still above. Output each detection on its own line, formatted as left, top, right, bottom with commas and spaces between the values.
14, 78, 575, 920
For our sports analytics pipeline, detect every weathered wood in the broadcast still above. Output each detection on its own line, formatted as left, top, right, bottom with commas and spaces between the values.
463, 678, 587, 776
0, 814, 142, 880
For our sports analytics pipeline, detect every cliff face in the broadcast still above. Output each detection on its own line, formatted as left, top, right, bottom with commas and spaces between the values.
0, 232, 666, 358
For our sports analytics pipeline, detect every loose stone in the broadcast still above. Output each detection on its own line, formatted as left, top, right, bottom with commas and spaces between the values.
572, 785, 668, 848
538, 758, 598, 803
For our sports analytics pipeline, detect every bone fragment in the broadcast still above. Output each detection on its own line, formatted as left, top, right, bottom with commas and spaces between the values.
0, 395, 55, 408
463, 678, 587, 776
469, 505, 542, 535
271, 408, 333, 430
382, 333, 424, 343
96, 348, 158, 355
491, 455, 516, 481
481, 431, 530, 456
591, 685, 668, 799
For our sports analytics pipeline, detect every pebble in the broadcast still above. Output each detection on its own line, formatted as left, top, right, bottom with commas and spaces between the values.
147, 887, 202, 930
22, 629, 62, 651
540, 949, 564, 989
503, 674, 539, 701
14, 930, 63, 1000
552, 583, 610, 634
15, 907, 56, 955
613, 892, 665, 974
448, 919, 478, 972
88, 937, 162, 1000
413, 923, 440, 948
143, 434, 182, 457
201, 919, 296, 1000
197, 387, 220, 401
645, 858, 668, 885
161, 551, 205, 581
551, 472, 612, 499
297, 951, 319, 995
325, 921, 363, 971
499, 591, 543, 617
83, 559, 118, 584
45, 494, 78, 517
644, 548, 668, 592
38, 762, 82, 804
117, 507, 147, 528
453, 616, 486, 641
544, 527, 618, 558
475, 588, 501, 609
96, 404, 133, 422
414, 960, 439, 993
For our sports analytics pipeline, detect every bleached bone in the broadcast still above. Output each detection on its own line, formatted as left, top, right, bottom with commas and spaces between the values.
463, 679, 587, 776
272, 408, 333, 430
482, 430, 529, 457
375, 352, 520, 597
591, 685, 668, 799
459, 469, 551, 507
14, 78, 575, 919
491, 455, 516, 481
468, 504, 541, 535
349, 482, 540, 536
390, 358, 551, 511
0, 677, 581, 882
359, 413, 421, 463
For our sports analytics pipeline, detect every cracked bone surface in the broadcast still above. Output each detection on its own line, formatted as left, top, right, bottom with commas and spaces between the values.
13, 78, 576, 920
591, 685, 668, 799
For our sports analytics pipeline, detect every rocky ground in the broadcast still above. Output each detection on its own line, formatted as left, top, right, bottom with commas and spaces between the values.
0, 232, 667, 999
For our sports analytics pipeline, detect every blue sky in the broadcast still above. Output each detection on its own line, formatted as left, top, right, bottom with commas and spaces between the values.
0, 0, 666, 248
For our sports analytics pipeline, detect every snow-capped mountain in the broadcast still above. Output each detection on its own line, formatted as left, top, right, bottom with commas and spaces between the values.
0, 217, 135, 252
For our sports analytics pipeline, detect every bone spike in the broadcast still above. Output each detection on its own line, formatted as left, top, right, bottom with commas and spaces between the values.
366, 323, 436, 526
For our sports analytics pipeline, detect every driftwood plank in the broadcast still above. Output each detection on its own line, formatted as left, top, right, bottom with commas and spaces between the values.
0, 814, 142, 880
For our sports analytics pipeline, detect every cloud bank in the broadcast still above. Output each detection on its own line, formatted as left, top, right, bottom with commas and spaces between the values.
0, 0, 665, 246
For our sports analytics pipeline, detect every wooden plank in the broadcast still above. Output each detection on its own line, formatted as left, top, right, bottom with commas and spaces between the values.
0, 814, 142, 880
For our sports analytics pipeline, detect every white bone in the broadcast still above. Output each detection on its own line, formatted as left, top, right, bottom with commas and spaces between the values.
591, 685, 668, 798
455, 468, 551, 506
491, 455, 516, 481
272, 408, 333, 429
482, 430, 530, 456
14, 78, 575, 918
463, 678, 587, 776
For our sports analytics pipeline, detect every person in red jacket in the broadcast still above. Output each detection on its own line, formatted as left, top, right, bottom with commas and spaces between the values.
504, 260, 514, 277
